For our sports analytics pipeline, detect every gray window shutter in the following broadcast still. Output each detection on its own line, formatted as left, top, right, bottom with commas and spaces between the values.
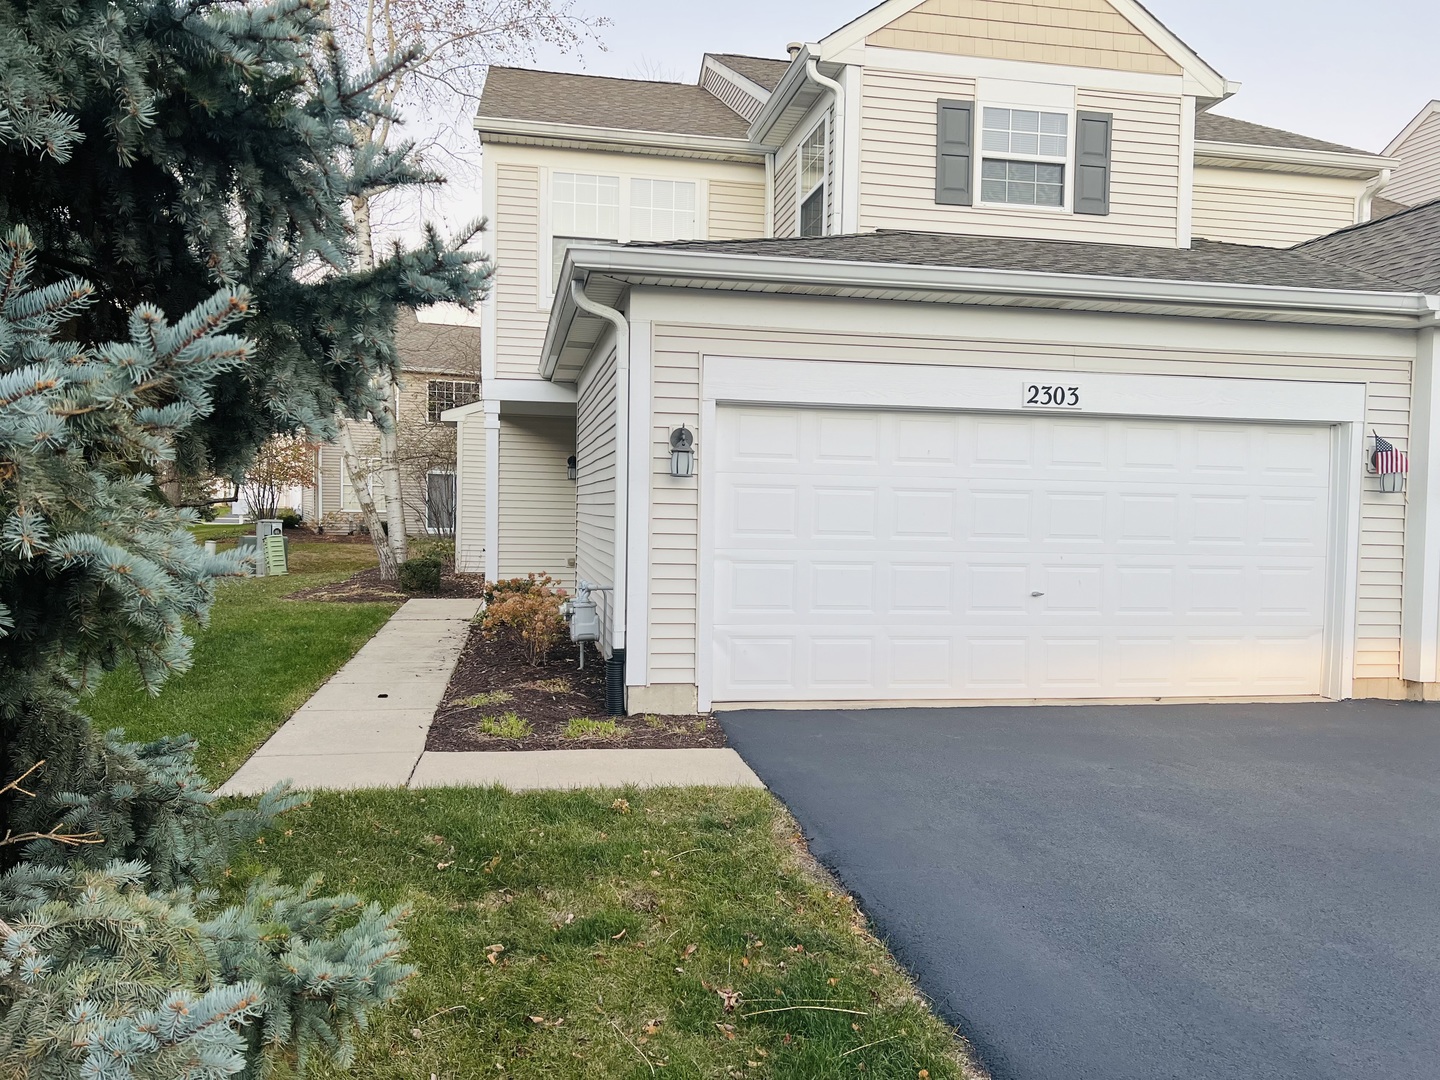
935, 99, 974, 206
1074, 110, 1113, 216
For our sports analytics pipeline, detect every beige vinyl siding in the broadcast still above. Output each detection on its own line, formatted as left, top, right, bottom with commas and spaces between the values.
857, 68, 1183, 246
708, 180, 767, 240
1388, 108, 1440, 206
646, 302, 1412, 688
773, 147, 799, 238
497, 414, 576, 587
865, 0, 1182, 75
576, 348, 618, 652
454, 414, 487, 574
1192, 167, 1361, 247
495, 163, 551, 379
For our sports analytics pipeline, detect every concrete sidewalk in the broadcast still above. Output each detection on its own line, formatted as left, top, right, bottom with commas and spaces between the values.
220, 598, 764, 795
220, 599, 479, 795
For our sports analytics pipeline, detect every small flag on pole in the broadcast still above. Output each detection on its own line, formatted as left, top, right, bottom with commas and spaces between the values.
1373, 433, 1408, 476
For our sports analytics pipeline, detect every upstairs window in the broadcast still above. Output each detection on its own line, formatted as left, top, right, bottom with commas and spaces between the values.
427, 380, 479, 424
980, 108, 1069, 208
548, 172, 698, 293
630, 179, 697, 242
799, 119, 828, 237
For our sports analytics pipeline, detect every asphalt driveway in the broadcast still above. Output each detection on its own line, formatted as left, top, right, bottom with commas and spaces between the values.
720, 701, 1440, 1080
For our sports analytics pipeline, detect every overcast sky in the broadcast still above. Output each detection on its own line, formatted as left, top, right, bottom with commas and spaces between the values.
405, 0, 1437, 241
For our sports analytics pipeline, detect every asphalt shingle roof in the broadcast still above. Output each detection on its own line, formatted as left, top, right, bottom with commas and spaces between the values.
1195, 113, 1372, 156
709, 53, 790, 91
476, 67, 751, 139
641, 230, 1418, 293
1298, 198, 1440, 292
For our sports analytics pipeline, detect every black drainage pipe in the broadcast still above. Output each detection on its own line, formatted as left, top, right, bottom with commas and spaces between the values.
605, 649, 626, 717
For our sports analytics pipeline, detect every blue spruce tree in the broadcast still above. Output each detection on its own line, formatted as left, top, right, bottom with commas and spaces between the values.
0, 0, 492, 1071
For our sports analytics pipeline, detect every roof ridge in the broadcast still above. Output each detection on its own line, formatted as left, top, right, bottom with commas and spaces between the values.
483, 65, 696, 88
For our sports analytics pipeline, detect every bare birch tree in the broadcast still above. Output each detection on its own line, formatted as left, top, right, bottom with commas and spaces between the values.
330, 0, 606, 574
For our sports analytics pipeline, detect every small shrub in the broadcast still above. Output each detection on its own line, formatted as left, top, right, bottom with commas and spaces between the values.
277, 507, 303, 530
462, 690, 513, 708
565, 717, 626, 740
482, 573, 553, 607
644, 714, 665, 729
477, 713, 533, 739
482, 575, 567, 666
410, 536, 455, 568
398, 556, 443, 594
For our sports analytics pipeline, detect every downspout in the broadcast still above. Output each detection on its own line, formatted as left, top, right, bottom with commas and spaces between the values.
805, 57, 845, 235
570, 279, 630, 710
1358, 168, 1391, 223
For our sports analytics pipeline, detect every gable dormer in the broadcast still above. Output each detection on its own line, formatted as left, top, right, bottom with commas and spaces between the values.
757, 0, 1234, 248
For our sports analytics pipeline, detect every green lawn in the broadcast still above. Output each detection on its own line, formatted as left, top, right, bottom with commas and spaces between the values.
227, 786, 972, 1080
189, 521, 256, 542
84, 539, 397, 782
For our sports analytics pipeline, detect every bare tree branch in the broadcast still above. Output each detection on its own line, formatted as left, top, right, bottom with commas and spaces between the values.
1, 761, 104, 849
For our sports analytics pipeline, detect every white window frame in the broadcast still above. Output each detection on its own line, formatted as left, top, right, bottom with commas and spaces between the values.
541, 169, 707, 307
338, 453, 383, 514
976, 104, 1073, 214
427, 379, 479, 424
424, 467, 457, 535
796, 115, 829, 238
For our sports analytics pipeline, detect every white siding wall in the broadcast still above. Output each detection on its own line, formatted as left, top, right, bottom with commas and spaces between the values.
637, 292, 1415, 692
454, 413, 487, 574
708, 180, 767, 240
497, 414, 577, 587
1191, 167, 1361, 247
773, 147, 799, 238
576, 348, 618, 652
495, 163, 550, 380
857, 67, 1183, 246
1388, 107, 1440, 207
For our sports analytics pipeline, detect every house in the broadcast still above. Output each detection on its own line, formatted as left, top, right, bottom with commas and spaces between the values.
1384, 100, 1440, 208
453, 0, 1440, 715
303, 306, 481, 536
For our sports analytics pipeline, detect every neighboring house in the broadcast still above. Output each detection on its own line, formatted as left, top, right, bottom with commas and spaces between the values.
303, 306, 481, 536
454, 0, 1440, 715
1384, 100, 1440, 207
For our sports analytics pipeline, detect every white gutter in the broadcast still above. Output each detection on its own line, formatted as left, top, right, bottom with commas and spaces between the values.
1193, 140, 1399, 178
475, 115, 761, 161
569, 280, 630, 654
805, 58, 845, 235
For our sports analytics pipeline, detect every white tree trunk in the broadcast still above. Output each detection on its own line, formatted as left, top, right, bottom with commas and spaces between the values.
339, 422, 399, 580
352, 189, 409, 566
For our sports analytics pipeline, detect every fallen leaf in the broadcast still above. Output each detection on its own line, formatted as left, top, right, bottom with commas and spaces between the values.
918, 1071, 930, 1079
410, 1028, 423, 1040
717, 988, 741, 1012
611, 929, 627, 941
529, 1016, 545, 1024
740, 956, 750, 968
783, 1034, 793, 1046
482, 854, 502, 874
643, 1021, 661, 1036
436, 861, 453, 870
612, 798, 631, 814
828, 978, 838, 986
682, 944, 698, 959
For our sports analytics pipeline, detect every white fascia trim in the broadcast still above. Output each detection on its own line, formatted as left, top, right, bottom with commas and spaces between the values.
1194, 140, 1399, 179
440, 400, 487, 422
1384, 99, 1440, 157
749, 45, 821, 148
474, 115, 761, 161
484, 378, 577, 404
540, 248, 1436, 378
702, 55, 773, 105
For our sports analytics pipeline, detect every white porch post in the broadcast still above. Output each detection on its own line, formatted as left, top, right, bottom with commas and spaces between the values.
485, 402, 501, 582
1402, 325, 1440, 685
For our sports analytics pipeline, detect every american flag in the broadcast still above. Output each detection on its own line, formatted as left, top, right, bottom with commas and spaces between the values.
1374, 433, 1408, 476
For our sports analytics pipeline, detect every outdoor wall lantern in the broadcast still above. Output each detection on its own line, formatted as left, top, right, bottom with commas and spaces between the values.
567, 454, 577, 482
669, 426, 696, 478
1368, 433, 1408, 494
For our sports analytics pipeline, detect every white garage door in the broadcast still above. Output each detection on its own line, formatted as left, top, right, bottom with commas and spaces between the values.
712, 405, 1334, 703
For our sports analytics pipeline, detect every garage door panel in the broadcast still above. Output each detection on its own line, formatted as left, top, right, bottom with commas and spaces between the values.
713, 406, 1333, 702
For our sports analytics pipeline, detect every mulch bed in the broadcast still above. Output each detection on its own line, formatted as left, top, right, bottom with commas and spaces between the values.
285, 566, 487, 604
427, 625, 726, 752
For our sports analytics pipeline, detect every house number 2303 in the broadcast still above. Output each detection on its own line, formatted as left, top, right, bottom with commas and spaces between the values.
1023, 383, 1082, 409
